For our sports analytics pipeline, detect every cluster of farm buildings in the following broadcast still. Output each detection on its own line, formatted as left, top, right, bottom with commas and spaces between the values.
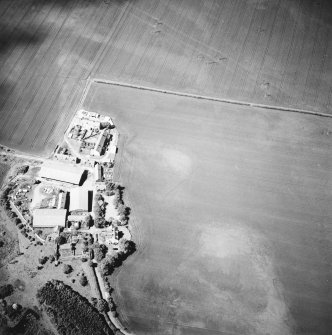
9, 110, 124, 250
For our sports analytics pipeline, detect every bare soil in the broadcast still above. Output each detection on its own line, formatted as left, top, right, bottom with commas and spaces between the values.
85, 83, 332, 335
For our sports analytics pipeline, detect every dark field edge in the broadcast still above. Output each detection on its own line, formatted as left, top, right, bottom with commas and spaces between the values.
92, 78, 332, 119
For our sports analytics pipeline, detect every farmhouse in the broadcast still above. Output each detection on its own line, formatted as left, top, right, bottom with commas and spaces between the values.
33, 208, 67, 228
70, 187, 89, 212
40, 161, 84, 185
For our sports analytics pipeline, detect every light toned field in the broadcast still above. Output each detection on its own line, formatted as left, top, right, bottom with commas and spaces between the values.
84, 82, 332, 335
1, 0, 332, 154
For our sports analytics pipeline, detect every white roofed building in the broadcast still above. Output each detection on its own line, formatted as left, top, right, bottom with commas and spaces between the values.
40, 161, 84, 185
33, 209, 67, 228
70, 187, 89, 212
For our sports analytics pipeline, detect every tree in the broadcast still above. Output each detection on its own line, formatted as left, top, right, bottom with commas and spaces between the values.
79, 275, 88, 287
55, 234, 66, 245
39, 256, 48, 265
63, 264, 73, 274
88, 260, 94, 268
119, 239, 136, 256
94, 217, 105, 229
97, 299, 109, 313
84, 214, 92, 228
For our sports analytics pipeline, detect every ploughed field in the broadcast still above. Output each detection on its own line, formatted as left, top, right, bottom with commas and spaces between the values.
84, 83, 332, 335
1, 0, 332, 154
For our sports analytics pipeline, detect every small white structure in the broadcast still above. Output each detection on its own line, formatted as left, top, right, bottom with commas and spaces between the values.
33, 209, 67, 228
40, 161, 84, 185
70, 187, 89, 212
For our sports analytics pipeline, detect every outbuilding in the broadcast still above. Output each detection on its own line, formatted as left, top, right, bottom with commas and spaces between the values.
33, 209, 67, 228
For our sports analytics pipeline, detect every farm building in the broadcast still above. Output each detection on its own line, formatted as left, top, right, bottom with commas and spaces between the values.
70, 187, 89, 212
33, 209, 67, 228
91, 131, 107, 156
40, 161, 84, 185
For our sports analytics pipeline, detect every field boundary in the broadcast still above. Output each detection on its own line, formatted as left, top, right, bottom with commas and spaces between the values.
92, 78, 332, 118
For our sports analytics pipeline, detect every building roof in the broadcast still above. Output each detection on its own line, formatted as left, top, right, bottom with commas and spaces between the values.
70, 187, 89, 212
94, 131, 107, 154
33, 209, 67, 228
40, 161, 84, 185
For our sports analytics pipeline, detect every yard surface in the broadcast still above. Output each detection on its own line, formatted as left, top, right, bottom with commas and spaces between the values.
0, 0, 332, 154
85, 83, 332, 335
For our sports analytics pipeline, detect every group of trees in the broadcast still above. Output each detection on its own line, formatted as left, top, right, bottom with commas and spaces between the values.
93, 184, 130, 228
112, 186, 130, 226
37, 280, 114, 335
0, 186, 35, 243
93, 243, 108, 262
0, 285, 14, 299
93, 194, 106, 228
99, 239, 136, 277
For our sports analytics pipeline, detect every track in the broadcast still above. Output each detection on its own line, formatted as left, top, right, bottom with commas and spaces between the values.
92, 78, 332, 118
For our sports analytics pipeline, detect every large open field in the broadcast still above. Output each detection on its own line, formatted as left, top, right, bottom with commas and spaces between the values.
0, 0, 332, 154
84, 82, 332, 335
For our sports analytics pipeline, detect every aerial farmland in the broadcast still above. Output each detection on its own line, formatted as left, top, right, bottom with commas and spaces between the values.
0, 1, 331, 335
